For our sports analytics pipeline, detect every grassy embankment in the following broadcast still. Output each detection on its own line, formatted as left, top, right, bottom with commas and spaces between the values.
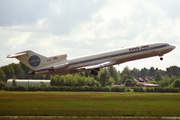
0, 91, 180, 117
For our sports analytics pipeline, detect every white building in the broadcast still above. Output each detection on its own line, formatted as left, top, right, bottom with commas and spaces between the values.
7, 79, 50, 86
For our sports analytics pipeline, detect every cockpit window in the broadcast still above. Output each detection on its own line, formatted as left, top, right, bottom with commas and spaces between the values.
166, 44, 170, 46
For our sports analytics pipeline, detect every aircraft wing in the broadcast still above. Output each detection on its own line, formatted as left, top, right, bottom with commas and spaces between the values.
77, 60, 116, 71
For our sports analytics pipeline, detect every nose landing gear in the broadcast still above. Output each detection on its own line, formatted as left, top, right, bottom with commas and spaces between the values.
160, 57, 163, 61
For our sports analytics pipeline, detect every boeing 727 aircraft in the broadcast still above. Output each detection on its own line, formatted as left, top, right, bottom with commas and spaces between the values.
7, 43, 175, 76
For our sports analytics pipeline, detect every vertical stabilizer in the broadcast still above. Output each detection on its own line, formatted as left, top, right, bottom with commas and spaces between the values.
7, 50, 68, 72
7, 50, 47, 70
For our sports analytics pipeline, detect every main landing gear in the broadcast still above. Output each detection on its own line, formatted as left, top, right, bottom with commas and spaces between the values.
91, 68, 100, 76
91, 70, 98, 76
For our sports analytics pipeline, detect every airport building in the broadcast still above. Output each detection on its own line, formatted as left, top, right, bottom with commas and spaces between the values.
7, 79, 50, 87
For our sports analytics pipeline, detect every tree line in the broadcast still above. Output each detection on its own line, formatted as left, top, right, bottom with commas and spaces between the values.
132, 66, 180, 88
0, 62, 121, 87
0, 62, 180, 89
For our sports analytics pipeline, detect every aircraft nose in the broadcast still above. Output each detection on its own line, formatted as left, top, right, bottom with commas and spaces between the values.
171, 45, 176, 50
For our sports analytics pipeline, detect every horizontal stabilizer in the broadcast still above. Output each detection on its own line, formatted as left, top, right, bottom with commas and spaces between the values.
7, 51, 28, 58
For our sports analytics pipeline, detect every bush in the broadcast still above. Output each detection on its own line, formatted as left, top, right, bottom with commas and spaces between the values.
50, 74, 101, 87
133, 87, 145, 92
124, 87, 132, 92
83, 85, 90, 91
16, 86, 26, 91
103, 86, 111, 92
12, 79, 17, 87
5, 86, 27, 91
111, 87, 125, 92
8, 87, 15, 91
3, 85, 178, 92
146, 87, 179, 93
3, 86, 9, 91
44, 87, 51, 91
50, 86, 60, 91
146, 88, 155, 92
89, 86, 98, 92
27, 86, 37, 91
0, 81, 6, 90
173, 79, 180, 88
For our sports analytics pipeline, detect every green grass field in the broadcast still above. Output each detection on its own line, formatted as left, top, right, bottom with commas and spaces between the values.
0, 91, 180, 117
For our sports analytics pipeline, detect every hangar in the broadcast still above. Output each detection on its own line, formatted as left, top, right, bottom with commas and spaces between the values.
7, 79, 50, 87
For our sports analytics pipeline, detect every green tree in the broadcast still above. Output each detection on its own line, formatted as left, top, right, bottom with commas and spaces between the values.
107, 66, 119, 84
98, 68, 110, 86
9, 63, 24, 78
78, 72, 86, 77
132, 68, 140, 78
76, 75, 87, 86
172, 79, 180, 88
121, 66, 133, 84
161, 75, 170, 87
140, 68, 149, 77
50, 76, 57, 86
30, 75, 46, 79
65, 74, 76, 86
117, 71, 121, 84
12, 79, 17, 86
57, 75, 66, 86
108, 76, 116, 85
0, 81, 6, 90
86, 76, 98, 86
20, 62, 31, 78
170, 75, 177, 84
166, 66, 180, 77
149, 67, 156, 76
155, 70, 162, 81
45, 75, 51, 80
0, 68, 6, 82
124, 78, 134, 86
39, 82, 48, 87
147, 80, 156, 84
2, 65, 15, 80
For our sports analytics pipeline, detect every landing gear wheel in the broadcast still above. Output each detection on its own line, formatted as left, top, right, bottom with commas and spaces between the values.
160, 57, 163, 61
91, 70, 98, 76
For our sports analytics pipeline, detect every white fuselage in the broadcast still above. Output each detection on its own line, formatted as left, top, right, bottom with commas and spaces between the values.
34, 43, 175, 75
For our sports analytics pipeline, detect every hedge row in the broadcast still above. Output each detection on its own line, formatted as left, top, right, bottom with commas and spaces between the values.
2, 86, 125, 92
133, 87, 179, 93
3, 86, 179, 92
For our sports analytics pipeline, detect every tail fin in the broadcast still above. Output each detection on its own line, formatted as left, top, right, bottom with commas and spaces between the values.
7, 50, 48, 70
7, 50, 67, 71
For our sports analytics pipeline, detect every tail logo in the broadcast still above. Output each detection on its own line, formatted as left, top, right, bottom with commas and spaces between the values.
28, 55, 41, 67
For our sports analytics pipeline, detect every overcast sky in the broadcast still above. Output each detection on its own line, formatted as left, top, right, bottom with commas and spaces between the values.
0, 0, 179, 71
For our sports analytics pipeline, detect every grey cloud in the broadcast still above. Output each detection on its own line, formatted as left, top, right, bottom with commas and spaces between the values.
152, 0, 180, 19
45, 0, 106, 35
0, 0, 106, 35
0, 0, 49, 26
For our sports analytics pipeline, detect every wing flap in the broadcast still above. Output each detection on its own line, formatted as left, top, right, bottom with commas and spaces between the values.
77, 61, 116, 71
